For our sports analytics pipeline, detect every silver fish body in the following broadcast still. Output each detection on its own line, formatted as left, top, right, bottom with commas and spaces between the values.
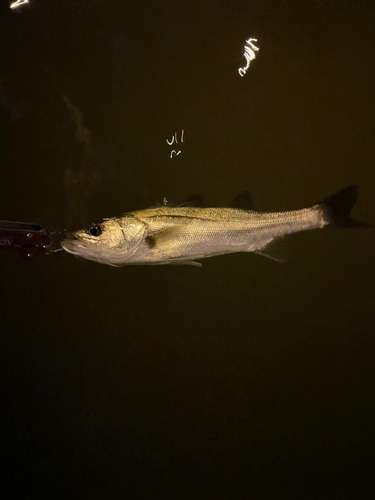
61, 186, 360, 267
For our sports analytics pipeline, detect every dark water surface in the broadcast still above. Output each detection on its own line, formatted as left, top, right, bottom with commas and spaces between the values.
1, 1, 375, 498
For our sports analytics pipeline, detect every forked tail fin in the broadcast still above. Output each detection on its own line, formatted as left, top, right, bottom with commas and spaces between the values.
319, 185, 370, 228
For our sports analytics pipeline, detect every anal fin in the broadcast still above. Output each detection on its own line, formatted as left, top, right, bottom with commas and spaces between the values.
252, 237, 287, 263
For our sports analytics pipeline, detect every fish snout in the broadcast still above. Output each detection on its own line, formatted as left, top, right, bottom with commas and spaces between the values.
64, 231, 79, 240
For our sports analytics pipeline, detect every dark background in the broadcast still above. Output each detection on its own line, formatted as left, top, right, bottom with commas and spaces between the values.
1, 0, 375, 498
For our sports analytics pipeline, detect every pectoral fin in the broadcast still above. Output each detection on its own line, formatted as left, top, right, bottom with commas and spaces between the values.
145, 228, 180, 249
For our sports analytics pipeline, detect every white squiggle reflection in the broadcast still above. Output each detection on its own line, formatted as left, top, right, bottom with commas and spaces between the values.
166, 130, 184, 146
238, 38, 259, 77
167, 130, 184, 158
10, 0, 29, 10
170, 150, 181, 158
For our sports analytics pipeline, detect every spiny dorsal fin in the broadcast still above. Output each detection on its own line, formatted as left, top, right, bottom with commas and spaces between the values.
231, 190, 259, 211
177, 195, 205, 207
162, 195, 205, 208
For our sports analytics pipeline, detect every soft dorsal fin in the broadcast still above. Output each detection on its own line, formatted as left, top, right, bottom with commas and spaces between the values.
231, 190, 259, 211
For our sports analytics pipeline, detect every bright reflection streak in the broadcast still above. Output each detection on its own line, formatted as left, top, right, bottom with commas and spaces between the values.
170, 150, 181, 158
166, 130, 184, 146
166, 130, 184, 158
10, 0, 29, 9
238, 38, 259, 77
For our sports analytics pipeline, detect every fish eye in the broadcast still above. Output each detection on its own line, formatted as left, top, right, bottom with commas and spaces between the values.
88, 225, 102, 237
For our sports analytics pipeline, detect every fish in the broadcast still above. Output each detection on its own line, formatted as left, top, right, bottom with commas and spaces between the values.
61, 185, 365, 267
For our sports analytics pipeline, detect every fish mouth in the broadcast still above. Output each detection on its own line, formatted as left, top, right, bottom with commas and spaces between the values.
60, 233, 91, 256
61, 234, 116, 265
